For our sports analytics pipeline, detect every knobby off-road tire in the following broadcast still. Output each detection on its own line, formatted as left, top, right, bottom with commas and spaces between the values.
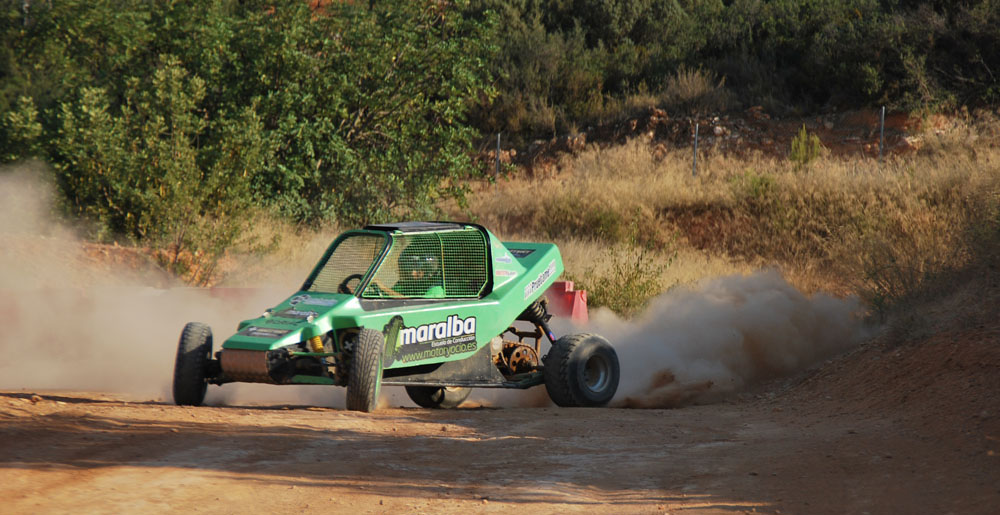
543, 333, 620, 407
346, 329, 385, 413
405, 386, 472, 409
173, 322, 213, 406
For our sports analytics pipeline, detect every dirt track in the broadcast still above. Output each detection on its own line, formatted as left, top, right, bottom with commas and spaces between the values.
3, 377, 997, 514
0, 265, 997, 514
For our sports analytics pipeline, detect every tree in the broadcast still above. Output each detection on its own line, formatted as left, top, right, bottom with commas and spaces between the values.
52, 57, 264, 283
0, 0, 496, 282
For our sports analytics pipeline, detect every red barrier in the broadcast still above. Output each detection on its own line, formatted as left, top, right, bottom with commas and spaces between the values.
544, 281, 588, 324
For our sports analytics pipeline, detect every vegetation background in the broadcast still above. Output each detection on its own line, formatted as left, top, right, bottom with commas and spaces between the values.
1, 0, 998, 316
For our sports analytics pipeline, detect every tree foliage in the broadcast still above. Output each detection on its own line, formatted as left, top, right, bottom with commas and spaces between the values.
1, 0, 997, 280
467, 0, 1000, 141
0, 0, 495, 257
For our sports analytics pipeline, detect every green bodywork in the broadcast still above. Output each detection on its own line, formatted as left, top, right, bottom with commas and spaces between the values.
219, 223, 563, 385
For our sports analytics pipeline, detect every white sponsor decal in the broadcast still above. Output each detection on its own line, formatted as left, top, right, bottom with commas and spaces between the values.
277, 309, 318, 320
399, 315, 477, 346
240, 326, 291, 339
524, 260, 556, 299
302, 297, 338, 307
288, 294, 337, 307
496, 269, 517, 277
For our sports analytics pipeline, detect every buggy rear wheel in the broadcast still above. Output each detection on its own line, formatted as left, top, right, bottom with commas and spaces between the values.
543, 333, 619, 407
405, 386, 471, 409
346, 329, 385, 412
173, 322, 213, 406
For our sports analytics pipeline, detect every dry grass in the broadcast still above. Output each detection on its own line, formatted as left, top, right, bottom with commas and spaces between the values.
205, 111, 998, 316
663, 66, 733, 113
216, 218, 344, 288
457, 116, 1000, 315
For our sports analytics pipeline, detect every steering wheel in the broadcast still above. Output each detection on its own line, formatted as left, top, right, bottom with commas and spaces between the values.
338, 273, 365, 294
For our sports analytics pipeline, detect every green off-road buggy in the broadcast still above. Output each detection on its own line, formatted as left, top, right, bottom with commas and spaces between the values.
173, 222, 620, 412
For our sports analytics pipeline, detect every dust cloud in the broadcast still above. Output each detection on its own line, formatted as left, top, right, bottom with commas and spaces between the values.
0, 165, 349, 407
2, 165, 869, 410
470, 269, 869, 409
583, 269, 871, 408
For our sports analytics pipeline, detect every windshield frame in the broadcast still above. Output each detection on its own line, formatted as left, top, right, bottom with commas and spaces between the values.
300, 230, 391, 295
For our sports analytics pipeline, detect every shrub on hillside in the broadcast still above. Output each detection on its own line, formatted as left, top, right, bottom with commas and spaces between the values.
664, 66, 732, 114
466, 0, 1000, 142
52, 60, 263, 282
571, 238, 674, 318
0, 1, 494, 282
465, 138, 1000, 310
789, 125, 826, 167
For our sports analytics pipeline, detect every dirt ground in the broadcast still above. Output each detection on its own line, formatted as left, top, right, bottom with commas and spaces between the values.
2, 274, 999, 515
3, 318, 998, 515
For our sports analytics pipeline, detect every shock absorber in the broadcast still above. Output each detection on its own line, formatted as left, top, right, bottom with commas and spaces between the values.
307, 335, 324, 353
518, 299, 557, 343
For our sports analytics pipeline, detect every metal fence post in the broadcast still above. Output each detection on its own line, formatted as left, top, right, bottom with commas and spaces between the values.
879, 106, 885, 163
692, 123, 699, 177
495, 133, 501, 178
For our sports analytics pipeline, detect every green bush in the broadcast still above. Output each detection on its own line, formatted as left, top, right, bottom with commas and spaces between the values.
466, 0, 1000, 142
572, 241, 673, 318
790, 125, 825, 167
0, 1, 494, 281
52, 58, 263, 281
1, 96, 42, 161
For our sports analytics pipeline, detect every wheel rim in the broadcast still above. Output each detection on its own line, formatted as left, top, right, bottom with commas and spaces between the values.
583, 354, 611, 393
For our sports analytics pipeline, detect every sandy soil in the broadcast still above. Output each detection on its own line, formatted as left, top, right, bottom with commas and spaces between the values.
2, 271, 999, 514
3, 333, 998, 515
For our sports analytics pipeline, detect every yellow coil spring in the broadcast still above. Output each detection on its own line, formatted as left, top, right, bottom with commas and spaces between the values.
307, 335, 324, 353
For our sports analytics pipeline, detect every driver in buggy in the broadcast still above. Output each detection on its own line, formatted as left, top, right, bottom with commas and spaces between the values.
371, 240, 445, 299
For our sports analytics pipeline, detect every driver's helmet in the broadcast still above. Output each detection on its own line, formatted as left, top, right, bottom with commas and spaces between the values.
399, 239, 441, 278
404, 252, 439, 276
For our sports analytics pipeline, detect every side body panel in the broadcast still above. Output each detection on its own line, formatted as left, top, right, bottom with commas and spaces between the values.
219, 227, 564, 372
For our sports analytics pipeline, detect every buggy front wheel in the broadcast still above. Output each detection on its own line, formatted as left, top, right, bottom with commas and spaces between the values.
173, 322, 213, 406
346, 329, 385, 412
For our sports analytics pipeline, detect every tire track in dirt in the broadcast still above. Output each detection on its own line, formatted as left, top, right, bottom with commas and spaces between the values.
3, 390, 998, 514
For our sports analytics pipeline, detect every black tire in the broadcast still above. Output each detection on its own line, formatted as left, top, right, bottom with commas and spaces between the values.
173, 322, 213, 406
405, 386, 472, 409
543, 333, 619, 407
346, 329, 385, 412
